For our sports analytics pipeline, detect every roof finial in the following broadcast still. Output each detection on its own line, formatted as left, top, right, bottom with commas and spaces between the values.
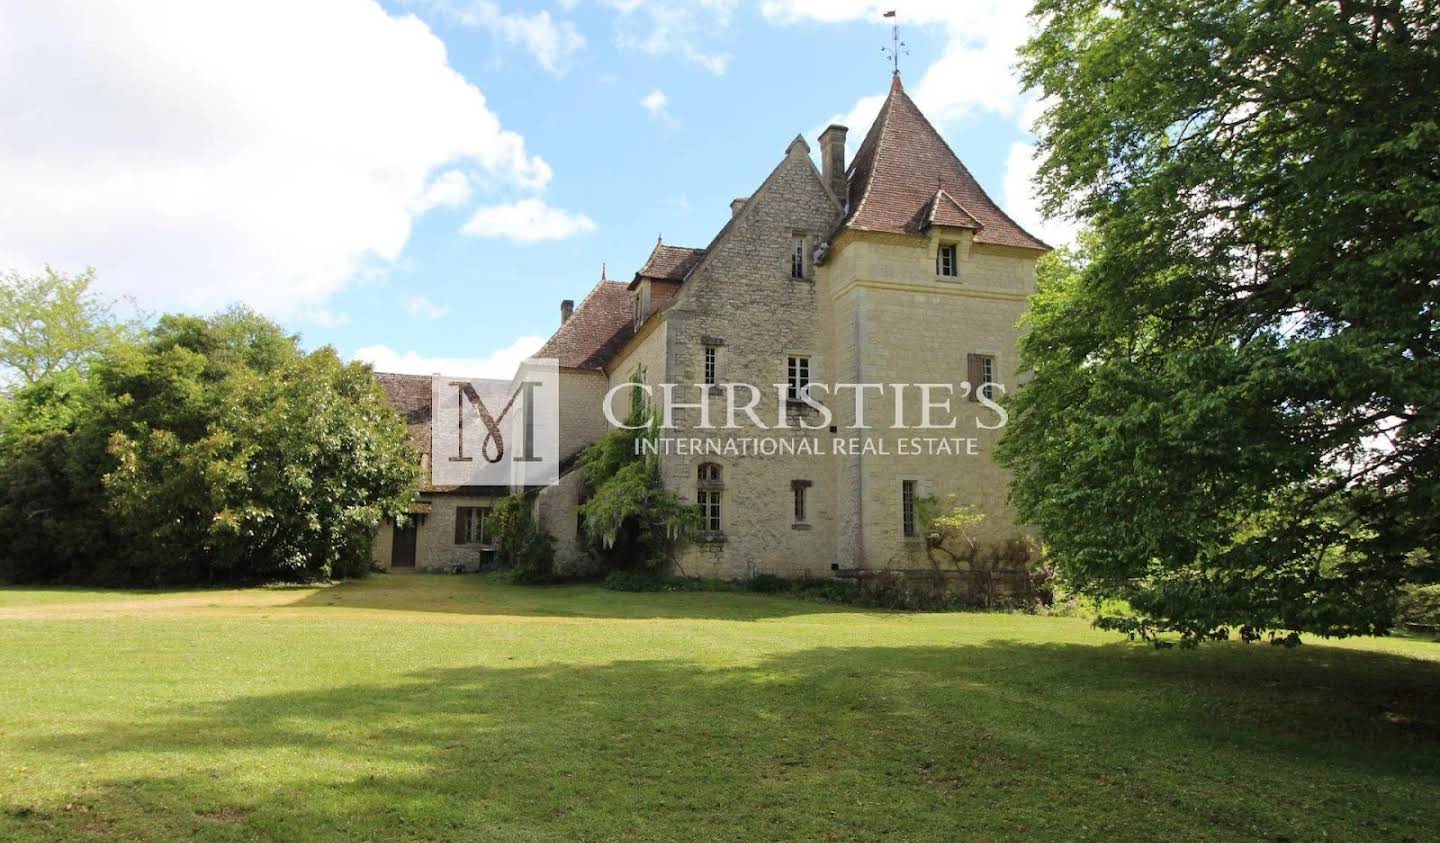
601, 261, 607, 281
657, 232, 663, 246
881, 10, 906, 78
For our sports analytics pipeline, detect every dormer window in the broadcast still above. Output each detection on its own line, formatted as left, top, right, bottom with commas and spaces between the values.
633, 294, 641, 329
790, 235, 806, 279
937, 243, 958, 277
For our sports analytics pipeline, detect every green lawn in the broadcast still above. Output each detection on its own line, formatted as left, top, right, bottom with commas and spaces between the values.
1, 575, 1437, 841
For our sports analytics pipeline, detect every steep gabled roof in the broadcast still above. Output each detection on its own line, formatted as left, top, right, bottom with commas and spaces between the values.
630, 243, 705, 288
533, 279, 634, 370
845, 75, 1049, 251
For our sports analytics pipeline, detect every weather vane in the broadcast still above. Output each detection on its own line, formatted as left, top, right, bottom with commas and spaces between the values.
881, 10, 906, 76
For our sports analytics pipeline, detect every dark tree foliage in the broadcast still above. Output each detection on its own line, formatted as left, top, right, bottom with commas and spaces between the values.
999, 1, 1439, 643
0, 308, 418, 585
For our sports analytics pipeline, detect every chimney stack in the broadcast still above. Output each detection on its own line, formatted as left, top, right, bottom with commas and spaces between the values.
730, 197, 748, 217
560, 299, 574, 324
819, 124, 848, 206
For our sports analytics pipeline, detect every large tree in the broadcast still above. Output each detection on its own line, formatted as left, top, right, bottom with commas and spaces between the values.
0, 308, 419, 585
998, 1, 1438, 643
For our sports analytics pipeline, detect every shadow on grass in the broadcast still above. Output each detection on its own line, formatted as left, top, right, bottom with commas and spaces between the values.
7, 641, 1440, 841
291, 573, 858, 621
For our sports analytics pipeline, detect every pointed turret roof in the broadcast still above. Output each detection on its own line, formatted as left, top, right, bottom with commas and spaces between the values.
844, 75, 1049, 250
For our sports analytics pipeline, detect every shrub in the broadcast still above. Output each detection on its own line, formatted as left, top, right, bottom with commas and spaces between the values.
1398, 585, 1440, 631
489, 493, 555, 584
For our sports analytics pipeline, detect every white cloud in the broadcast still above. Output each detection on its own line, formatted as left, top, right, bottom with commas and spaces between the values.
461, 199, 597, 244
440, 1, 585, 74
416, 169, 473, 211
0, 0, 553, 317
404, 295, 451, 320
640, 89, 672, 122
1002, 141, 1078, 248
603, 0, 734, 75
354, 335, 547, 379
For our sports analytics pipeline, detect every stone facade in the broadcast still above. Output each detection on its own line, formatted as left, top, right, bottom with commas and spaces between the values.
385, 74, 1048, 580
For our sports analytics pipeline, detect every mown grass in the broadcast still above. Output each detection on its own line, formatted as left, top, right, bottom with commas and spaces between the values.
1, 573, 1437, 841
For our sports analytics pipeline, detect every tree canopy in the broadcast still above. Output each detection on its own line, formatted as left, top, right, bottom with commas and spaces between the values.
0, 307, 418, 585
0, 267, 139, 391
998, 1, 1438, 643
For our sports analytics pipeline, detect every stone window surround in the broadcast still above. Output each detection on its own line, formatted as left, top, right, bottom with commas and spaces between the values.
968, 349, 1003, 403
788, 230, 814, 282
929, 230, 973, 281
785, 353, 812, 403
899, 477, 925, 542
791, 479, 812, 530
696, 462, 725, 541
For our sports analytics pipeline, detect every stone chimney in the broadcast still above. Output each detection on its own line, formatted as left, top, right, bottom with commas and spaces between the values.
560, 299, 574, 324
819, 124, 848, 205
730, 197, 748, 217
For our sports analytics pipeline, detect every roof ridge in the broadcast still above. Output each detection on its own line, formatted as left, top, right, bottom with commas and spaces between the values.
846, 87, 898, 228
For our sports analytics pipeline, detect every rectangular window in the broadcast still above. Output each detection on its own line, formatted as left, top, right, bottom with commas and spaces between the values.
454, 506, 491, 545
967, 353, 997, 402
703, 345, 717, 386
787, 356, 811, 401
936, 244, 957, 277
792, 480, 809, 523
790, 236, 806, 279
901, 480, 918, 538
698, 490, 721, 533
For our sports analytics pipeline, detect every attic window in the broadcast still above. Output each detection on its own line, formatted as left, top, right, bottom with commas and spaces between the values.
790, 236, 806, 279
937, 243, 958, 277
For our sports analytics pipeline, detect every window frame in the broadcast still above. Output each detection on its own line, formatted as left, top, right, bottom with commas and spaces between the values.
936, 243, 958, 277
455, 505, 492, 545
697, 463, 724, 536
703, 345, 717, 386
901, 480, 919, 539
786, 355, 811, 402
790, 235, 807, 280
792, 479, 811, 525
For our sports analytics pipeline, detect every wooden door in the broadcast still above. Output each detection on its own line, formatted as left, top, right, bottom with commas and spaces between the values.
391, 524, 417, 568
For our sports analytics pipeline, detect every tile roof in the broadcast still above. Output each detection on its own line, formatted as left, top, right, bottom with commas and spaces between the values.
926, 188, 980, 230
374, 371, 434, 487
632, 243, 705, 287
533, 279, 635, 370
845, 75, 1049, 251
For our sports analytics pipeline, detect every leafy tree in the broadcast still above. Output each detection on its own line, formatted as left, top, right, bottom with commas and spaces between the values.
999, 1, 1439, 644
0, 308, 418, 585
577, 370, 700, 573
0, 267, 139, 391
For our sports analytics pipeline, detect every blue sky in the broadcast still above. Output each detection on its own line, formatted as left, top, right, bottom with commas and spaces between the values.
0, 1, 1071, 377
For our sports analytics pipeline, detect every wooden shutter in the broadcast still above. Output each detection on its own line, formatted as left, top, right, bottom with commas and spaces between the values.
967, 353, 983, 402
454, 507, 468, 544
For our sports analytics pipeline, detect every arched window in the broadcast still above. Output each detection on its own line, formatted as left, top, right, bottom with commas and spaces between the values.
696, 463, 723, 535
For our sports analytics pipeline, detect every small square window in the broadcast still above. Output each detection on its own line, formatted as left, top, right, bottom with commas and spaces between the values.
787, 356, 811, 401
937, 244, 958, 277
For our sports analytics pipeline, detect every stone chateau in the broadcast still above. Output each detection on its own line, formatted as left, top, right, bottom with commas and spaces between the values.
371, 74, 1049, 578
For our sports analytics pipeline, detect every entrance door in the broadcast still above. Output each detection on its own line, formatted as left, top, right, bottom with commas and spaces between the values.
391, 524, 418, 568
